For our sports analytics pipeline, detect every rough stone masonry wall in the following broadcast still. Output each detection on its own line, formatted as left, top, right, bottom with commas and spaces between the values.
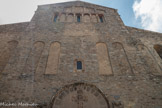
0, 22, 29, 76
0, 1, 162, 108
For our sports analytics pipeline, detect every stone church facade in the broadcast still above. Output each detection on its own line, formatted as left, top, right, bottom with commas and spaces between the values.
0, 1, 162, 108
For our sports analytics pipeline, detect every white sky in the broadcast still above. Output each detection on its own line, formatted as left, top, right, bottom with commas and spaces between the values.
133, 0, 162, 32
0, 0, 76, 25
0, 0, 162, 33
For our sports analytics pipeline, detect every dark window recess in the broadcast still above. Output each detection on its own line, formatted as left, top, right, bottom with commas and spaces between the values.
154, 45, 162, 59
54, 15, 58, 22
99, 16, 104, 23
77, 61, 82, 70
77, 15, 81, 22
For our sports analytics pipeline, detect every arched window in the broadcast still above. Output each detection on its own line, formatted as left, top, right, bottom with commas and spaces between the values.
83, 13, 90, 22
23, 41, 45, 74
137, 44, 161, 75
112, 42, 133, 75
67, 13, 74, 22
0, 40, 18, 73
96, 43, 112, 75
99, 14, 104, 23
76, 14, 81, 22
154, 44, 162, 59
74, 59, 84, 72
77, 61, 82, 70
45, 42, 61, 74
54, 14, 58, 22
60, 13, 66, 22
91, 14, 97, 22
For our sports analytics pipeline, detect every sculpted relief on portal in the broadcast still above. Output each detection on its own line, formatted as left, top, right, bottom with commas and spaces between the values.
51, 83, 110, 108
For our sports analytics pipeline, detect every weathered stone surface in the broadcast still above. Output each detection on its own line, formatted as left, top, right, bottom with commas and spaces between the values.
96, 43, 112, 75
45, 42, 61, 74
0, 1, 162, 108
51, 83, 109, 108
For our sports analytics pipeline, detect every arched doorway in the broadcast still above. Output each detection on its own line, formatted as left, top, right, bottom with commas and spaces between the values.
51, 83, 110, 108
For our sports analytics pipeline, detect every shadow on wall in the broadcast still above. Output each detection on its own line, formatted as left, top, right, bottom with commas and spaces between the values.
154, 44, 162, 59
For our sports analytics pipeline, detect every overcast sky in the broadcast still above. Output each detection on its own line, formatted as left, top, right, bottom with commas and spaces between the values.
0, 0, 162, 33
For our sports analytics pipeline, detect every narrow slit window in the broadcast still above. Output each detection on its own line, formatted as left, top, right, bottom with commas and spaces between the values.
99, 16, 104, 23
54, 15, 58, 22
77, 61, 82, 70
77, 15, 81, 22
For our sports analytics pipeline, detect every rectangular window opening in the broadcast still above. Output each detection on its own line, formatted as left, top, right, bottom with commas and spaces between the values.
54, 15, 58, 22
77, 61, 82, 70
77, 15, 81, 22
99, 16, 104, 23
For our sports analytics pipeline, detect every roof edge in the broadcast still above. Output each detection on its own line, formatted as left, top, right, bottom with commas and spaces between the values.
38, 1, 117, 11
0, 21, 30, 26
126, 26, 162, 35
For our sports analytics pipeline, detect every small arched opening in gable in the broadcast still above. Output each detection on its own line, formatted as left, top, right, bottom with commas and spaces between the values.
91, 14, 98, 23
83, 13, 91, 22
98, 14, 104, 23
60, 13, 66, 22
67, 13, 74, 22
76, 13, 82, 22
53, 13, 59, 22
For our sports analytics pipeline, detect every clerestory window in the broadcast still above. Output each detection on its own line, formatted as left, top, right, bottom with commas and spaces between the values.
77, 61, 82, 70
99, 15, 104, 23
54, 14, 58, 22
76, 14, 81, 22
74, 59, 84, 72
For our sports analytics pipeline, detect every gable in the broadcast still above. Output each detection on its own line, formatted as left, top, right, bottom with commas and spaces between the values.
38, 1, 116, 14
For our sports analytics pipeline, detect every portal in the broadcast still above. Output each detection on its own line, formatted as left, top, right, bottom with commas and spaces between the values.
51, 83, 110, 108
